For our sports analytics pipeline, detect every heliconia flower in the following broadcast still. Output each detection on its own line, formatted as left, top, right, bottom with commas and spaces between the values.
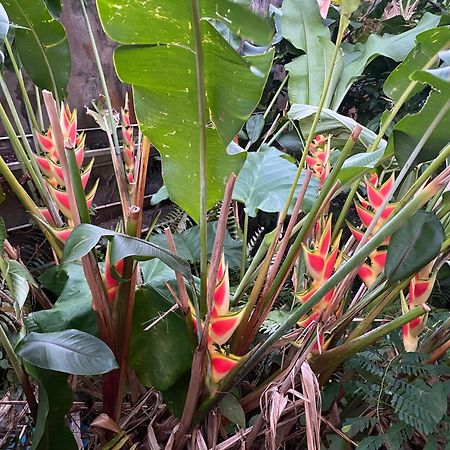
296, 215, 342, 328
348, 174, 396, 288
402, 261, 436, 352
209, 349, 241, 384
306, 134, 332, 186
60, 104, 77, 148
189, 254, 245, 384
34, 105, 98, 239
208, 255, 245, 346
121, 95, 135, 190
52, 226, 75, 243
103, 242, 125, 302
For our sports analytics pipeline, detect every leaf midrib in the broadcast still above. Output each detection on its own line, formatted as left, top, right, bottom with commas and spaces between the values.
12, 0, 60, 99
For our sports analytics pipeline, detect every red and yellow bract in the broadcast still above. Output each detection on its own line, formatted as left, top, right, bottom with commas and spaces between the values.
34, 104, 98, 241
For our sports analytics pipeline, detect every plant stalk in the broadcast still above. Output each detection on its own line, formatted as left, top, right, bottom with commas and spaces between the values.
189, 0, 208, 315
0, 324, 37, 420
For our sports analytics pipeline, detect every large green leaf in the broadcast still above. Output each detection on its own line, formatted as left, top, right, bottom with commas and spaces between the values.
26, 365, 76, 450
288, 104, 387, 152
331, 12, 440, 109
0, 4, 9, 43
282, 0, 343, 108
411, 48, 450, 94
387, 89, 450, 168
16, 329, 118, 375
2, 0, 71, 99
219, 393, 246, 428
130, 286, 193, 391
149, 221, 242, 268
232, 147, 319, 217
63, 224, 191, 279
43, 0, 61, 19
385, 211, 444, 282
384, 27, 450, 103
29, 263, 96, 335
337, 147, 385, 185
97, 0, 273, 221
0, 259, 34, 309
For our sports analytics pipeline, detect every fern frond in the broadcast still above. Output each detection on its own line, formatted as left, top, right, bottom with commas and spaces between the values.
389, 379, 449, 434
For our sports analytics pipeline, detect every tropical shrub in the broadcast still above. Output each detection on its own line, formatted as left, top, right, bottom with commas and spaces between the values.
0, 0, 449, 448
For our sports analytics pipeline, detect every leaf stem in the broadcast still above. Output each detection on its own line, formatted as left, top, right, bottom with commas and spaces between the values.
0, 324, 37, 420
190, 0, 208, 314
5, 39, 40, 131
240, 213, 249, 280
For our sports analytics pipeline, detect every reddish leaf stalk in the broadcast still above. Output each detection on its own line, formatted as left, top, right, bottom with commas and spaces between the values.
173, 175, 236, 448
164, 229, 190, 315
43, 92, 116, 418
112, 206, 140, 421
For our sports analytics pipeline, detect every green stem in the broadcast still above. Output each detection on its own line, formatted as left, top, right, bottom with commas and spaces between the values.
278, 22, 347, 223
0, 72, 62, 226
0, 324, 37, 420
367, 43, 449, 154
190, 0, 208, 314
332, 179, 359, 241
397, 142, 450, 210
240, 213, 249, 281
66, 148, 91, 224
313, 305, 428, 383
5, 39, 40, 131
262, 127, 361, 313
35, 86, 44, 130
267, 121, 289, 146
232, 231, 273, 305
263, 74, 289, 120
347, 279, 409, 341
80, 0, 125, 169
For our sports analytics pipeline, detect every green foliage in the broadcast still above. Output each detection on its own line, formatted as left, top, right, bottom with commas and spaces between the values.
385, 210, 445, 282
219, 393, 246, 428
232, 146, 319, 217
331, 12, 440, 109
386, 46, 450, 167
130, 285, 192, 391
16, 330, 118, 375
384, 27, 450, 103
0, 217, 6, 252
43, 0, 61, 19
63, 224, 191, 278
344, 350, 450, 445
2, 0, 71, 99
282, 0, 342, 107
281, 0, 440, 110
149, 221, 242, 268
28, 263, 96, 335
26, 364, 77, 450
0, 259, 35, 309
97, 0, 274, 221
288, 104, 386, 151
